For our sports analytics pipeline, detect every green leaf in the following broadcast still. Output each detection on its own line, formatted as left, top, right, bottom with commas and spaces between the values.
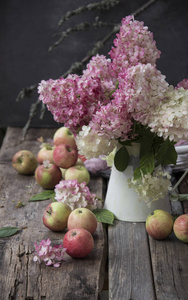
28, 190, 55, 202
155, 139, 177, 166
0, 227, 19, 238
92, 209, 114, 225
133, 152, 155, 180
114, 146, 129, 172
140, 131, 155, 158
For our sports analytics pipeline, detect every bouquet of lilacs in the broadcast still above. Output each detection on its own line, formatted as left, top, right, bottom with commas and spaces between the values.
38, 15, 188, 204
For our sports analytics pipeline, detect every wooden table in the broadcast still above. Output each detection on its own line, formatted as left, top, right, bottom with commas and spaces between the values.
0, 127, 188, 300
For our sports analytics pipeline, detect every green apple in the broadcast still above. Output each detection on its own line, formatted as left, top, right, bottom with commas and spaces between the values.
12, 150, 38, 175
65, 165, 90, 185
53, 127, 77, 149
37, 144, 55, 164
173, 213, 188, 243
43, 202, 71, 231
67, 207, 97, 234
146, 209, 174, 240
35, 162, 62, 189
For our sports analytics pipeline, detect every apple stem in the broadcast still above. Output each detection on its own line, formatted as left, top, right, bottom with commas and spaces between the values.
72, 232, 77, 236
78, 210, 82, 214
46, 209, 51, 215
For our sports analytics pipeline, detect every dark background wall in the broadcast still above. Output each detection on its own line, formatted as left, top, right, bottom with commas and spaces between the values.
0, 0, 188, 130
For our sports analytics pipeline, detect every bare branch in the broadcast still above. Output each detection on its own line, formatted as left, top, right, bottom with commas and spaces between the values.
58, 0, 120, 27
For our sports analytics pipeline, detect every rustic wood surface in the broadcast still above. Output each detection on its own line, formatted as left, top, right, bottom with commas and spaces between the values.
0, 127, 107, 300
1, 127, 188, 300
108, 221, 155, 300
108, 184, 188, 300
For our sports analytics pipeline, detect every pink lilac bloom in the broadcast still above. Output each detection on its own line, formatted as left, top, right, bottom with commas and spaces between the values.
117, 63, 169, 126
89, 90, 132, 141
109, 15, 161, 73
82, 54, 117, 95
33, 238, 66, 267
54, 179, 98, 210
176, 78, 188, 89
38, 74, 109, 133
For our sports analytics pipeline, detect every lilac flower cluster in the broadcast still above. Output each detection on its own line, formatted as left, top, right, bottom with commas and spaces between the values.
33, 239, 66, 267
54, 179, 98, 210
109, 15, 161, 73
38, 15, 188, 158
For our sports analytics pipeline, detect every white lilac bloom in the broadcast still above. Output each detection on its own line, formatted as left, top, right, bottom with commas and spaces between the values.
148, 87, 188, 142
128, 167, 172, 206
76, 125, 118, 159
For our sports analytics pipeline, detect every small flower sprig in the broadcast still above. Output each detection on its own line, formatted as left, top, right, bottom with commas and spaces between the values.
33, 238, 67, 268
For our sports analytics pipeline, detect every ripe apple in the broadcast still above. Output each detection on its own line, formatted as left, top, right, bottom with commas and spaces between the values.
43, 202, 71, 232
65, 165, 90, 185
75, 158, 85, 166
35, 162, 62, 189
63, 228, 94, 258
37, 144, 55, 164
12, 150, 38, 175
173, 213, 188, 243
53, 127, 77, 149
67, 207, 97, 234
60, 167, 67, 179
53, 144, 78, 169
146, 209, 174, 240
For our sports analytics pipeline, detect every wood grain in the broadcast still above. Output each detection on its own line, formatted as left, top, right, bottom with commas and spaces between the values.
0, 127, 107, 300
108, 220, 155, 300
149, 233, 188, 300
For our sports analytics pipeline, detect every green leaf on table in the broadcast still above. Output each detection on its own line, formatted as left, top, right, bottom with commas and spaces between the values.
92, 208, 114, 225
28, 190, 55, 202
114, 146, 129, 172
0, 227, 19, 238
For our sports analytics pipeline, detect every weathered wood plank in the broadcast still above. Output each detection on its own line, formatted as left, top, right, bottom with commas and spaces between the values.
149, 233, 188, 300
149, 181, 188, 300
108, 221, 155, 300
0, 127, 107, 300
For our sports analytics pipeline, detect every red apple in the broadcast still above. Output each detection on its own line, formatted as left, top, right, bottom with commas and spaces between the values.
65, 165, 90, 185
67, 207, 97, 234
173, 213, 188, 243
12, 150, 38, 175
37, 144, 55, 164
35, 161, 62, 189
43, 202, 71, 231
53, 144, 78, 169
53, 127, 77, 149
63, 228, 94, 258
146, 209, 174, 240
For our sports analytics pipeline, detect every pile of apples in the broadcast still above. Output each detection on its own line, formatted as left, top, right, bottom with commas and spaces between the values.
146, 209, 188, 243
43, 202, 98, 258
12, 127, 99, 258
12, 127, 90, 189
